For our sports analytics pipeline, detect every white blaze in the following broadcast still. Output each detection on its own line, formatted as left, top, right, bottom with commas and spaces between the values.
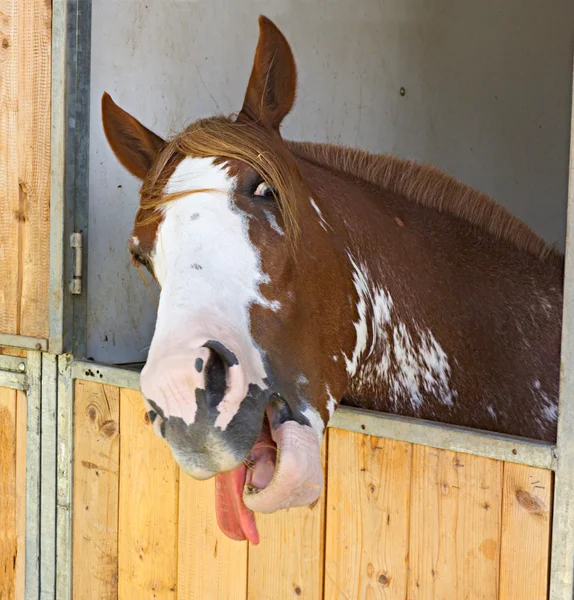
142, 157, 273, 429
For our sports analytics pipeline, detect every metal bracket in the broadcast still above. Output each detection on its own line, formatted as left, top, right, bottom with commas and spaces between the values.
69, 232, 83, 295
0, 354, 27, 374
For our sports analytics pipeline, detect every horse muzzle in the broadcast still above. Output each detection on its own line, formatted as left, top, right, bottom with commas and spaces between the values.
140, 342, 269, 478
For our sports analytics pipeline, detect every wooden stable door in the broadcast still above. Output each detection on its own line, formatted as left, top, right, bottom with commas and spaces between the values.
72, 380, 553, 600
0, 386, 27, 600
0, 0, 52, 340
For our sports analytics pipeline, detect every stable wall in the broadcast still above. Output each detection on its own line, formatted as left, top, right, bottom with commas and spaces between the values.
72, 380, 553, 599
88, 0, 574, 363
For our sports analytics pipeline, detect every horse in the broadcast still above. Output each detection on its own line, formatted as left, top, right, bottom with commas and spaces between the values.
100, 15, 564, 545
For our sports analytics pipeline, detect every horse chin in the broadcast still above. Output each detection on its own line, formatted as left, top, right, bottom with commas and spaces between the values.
242, 406, 323, 514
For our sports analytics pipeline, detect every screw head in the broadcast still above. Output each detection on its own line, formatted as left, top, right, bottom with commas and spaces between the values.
399, 87, 406, 96
18, 362, 26, 372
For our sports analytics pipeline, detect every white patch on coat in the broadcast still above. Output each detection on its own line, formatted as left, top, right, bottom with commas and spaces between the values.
332, 355, 339, 362
131, 235, 140, 247
296, 374, 309, 387
325, 385, 338, 419
531, 379, 558, 423
344, 253, 456, 411
345, 254, 371, 377
310, 198, 331, 232
295, 374, 310, 402
141, 157, 275, 430
301, 403, 325, 444
263, 209, 285, 236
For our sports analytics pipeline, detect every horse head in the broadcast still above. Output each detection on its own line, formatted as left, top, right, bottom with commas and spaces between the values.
101, 16, 352, 543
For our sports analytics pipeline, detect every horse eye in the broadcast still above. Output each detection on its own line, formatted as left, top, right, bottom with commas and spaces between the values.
253, 181, 276, 199
131, 250, 149, 269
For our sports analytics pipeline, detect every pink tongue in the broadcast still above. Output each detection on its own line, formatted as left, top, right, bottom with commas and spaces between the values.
215, 464, 260, 545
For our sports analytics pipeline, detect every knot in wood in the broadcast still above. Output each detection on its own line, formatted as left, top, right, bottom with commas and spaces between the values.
516, 489, 546, 516
100, 419, 118, 438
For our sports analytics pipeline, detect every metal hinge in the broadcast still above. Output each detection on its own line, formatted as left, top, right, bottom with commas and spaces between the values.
69, 231, 83, 295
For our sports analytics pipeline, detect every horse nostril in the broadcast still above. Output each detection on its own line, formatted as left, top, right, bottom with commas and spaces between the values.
202, 340, 239, 367
202, 345, 229, 407
147, 399, 165, 421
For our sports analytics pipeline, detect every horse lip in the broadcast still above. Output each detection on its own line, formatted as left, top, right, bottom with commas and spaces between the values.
242, 402, 323, 513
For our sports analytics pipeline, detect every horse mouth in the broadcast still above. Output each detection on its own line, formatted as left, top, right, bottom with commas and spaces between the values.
245, 414, 278, 492
214, 406, 323, 545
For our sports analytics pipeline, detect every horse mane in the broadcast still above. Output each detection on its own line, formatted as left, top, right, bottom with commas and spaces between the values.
139, 115, 561, 267
287, 140, 563, 265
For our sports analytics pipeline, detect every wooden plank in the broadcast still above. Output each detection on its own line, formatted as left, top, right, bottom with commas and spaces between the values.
118, 389, 179, 599
499, 463, 553, 600
0, 388, 17, 599
0, 0, 20, 335
0, 348, 26, 358
248, 442, 327, 600
324, 429, 411, 600
14, 390, 26, 600
408, 446, 502, 600
0, 0, 51, 338
17, 0, 51, 338
178, 475, 247, 600
72, 381, 120, 600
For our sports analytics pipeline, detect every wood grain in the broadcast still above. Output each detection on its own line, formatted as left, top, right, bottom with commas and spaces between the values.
17, 0, 51, 338
178, 474, 247, 600
14, 390, 26, 600
324, 429, 411, 600
73, 381, 121, 600
0, 0, 20, 335
60, 380, 554, 600
118, 389, 179, 599
499, 463, 553, 600
0, 0, 51, 338
0, 348, 26, 358
0, 387, 17, 600
248, 441, 327, 600
408, 446, 502, 599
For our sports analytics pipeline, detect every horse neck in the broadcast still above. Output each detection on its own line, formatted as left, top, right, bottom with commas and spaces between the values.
301, 157, 563, 439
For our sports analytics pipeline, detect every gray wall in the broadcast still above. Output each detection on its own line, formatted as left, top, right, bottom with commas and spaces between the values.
88, 0, 574, 363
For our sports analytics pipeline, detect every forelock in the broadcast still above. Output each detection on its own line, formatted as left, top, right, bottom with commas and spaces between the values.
137, 116, 304, 246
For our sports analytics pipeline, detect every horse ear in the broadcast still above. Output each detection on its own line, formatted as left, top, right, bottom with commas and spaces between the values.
238, 15, 297, 131
101, 92, 165, 180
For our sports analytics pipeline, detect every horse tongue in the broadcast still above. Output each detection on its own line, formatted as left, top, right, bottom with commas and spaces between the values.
214, 464, 260, 545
